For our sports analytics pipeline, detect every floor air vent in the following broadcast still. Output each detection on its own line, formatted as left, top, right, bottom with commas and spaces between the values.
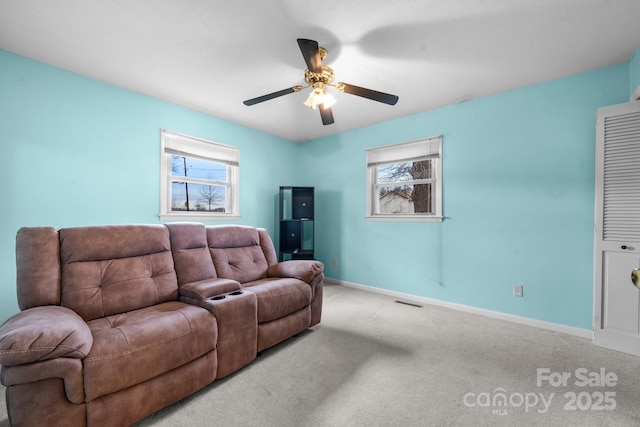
394, 300, 423, 308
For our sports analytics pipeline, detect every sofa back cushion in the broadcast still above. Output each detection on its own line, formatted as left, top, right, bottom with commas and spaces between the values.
206, 225, 270, 283
16, 227, 62, 310
257, 228, 278, 266
59, 225, 178, 321
166, 222, 218, 285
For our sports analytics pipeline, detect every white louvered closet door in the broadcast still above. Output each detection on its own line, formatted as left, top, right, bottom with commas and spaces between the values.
594, 100, 640, 355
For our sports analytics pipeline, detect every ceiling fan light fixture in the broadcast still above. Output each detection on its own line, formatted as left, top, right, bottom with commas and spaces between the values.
303, 84, 336, 110
243, 39, 398, 125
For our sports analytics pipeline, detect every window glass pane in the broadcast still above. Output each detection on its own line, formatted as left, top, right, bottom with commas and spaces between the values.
412, 183, 433, 213
171, 155, 227, 181
280, 188, 293, 219
377, 160, 433, 183
302, 220, 314, 251
378, 183, 433, 214
171, 182, 227, 212
377, 163, 413, 183
378, 185, 413, 214
409, 160, 433, 180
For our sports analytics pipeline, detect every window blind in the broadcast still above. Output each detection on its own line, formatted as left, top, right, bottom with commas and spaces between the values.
162, 129, 239, 166
366, 136, 441, 167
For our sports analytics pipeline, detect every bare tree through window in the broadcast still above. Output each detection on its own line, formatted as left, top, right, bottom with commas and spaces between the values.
199, 184, 223, 211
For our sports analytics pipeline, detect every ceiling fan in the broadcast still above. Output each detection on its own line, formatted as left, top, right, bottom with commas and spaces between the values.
243, 38, 399, 125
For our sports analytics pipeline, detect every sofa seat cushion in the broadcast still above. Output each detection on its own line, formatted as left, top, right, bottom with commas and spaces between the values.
244, 278, 312, 323
83, 301, 217, 401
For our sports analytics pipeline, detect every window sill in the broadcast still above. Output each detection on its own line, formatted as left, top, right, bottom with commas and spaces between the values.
159, 213, 240, 222
366, 215, 443, 223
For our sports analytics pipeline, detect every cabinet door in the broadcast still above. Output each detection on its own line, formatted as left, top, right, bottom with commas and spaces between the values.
593, 101, 640, 355
602, 251, 640, 334
292, 187, 314, 219
595, 250, 640, 355
280, 220, 302, 253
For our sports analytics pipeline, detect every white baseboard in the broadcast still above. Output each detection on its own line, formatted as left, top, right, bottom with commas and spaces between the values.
324, 277, 593, 340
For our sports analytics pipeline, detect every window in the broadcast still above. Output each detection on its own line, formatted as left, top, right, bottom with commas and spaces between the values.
160, 129, 239, 220
366, 136, 442, 222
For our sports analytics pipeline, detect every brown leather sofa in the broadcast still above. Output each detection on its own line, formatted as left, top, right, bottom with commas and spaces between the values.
0, 223, 323, 426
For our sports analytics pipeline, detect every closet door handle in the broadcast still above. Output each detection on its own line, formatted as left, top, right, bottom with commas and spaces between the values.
621, 245, 634, 250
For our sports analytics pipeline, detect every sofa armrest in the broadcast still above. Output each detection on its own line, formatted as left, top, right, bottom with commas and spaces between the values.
179, 278, 242, 301
0, 306, 93, 366
267, 260, 324, 284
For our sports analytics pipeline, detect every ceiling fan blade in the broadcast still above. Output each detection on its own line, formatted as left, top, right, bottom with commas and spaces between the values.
243, 86, 300, 106
297, 38, 322, 73
319, 104, 334, 126
338, 83, 399, 105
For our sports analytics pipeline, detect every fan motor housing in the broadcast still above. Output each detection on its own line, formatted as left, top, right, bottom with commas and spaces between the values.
303, 66, 335, 85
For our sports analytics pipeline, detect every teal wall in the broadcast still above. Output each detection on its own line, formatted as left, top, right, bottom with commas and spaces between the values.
0, 48, 636, 330
299, 63, 630, 330
631, 47, 640, 96
0, 51, 297, 322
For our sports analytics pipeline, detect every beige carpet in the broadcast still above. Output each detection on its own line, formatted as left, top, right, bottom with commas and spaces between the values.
2, 283, 640, 426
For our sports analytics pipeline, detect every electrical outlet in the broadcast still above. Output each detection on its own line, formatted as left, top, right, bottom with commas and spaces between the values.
513, 284, 524, 297
332, 258, 338, 267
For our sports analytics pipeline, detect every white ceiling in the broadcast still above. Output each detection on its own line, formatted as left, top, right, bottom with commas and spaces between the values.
1, 0, 640, 142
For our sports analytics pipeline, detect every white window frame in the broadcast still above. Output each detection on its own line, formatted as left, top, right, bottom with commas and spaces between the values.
160, 129, 240, 221
366, 136, 443, 222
